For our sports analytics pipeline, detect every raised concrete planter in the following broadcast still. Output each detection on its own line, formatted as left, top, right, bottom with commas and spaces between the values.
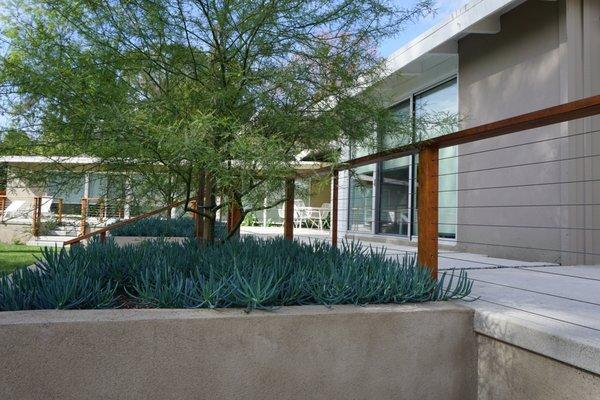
111, 236, 188, 246
0, 303, 476, 400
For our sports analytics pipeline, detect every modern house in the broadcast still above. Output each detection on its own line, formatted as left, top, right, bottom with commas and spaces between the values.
335, 0, 600, 264
0, 154, 332, 242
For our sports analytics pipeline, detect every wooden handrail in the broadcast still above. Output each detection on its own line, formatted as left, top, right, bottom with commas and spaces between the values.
65, 198, 189, 245
305, 94, 600, 175
318, 94, 600, 276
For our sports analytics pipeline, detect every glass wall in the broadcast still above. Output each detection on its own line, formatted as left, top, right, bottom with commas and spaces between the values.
347, 78, 458, 240
415, 79, 458, 239
378, 156, 411, 235
46, 172, 86, 204
348, 164, 375, 232
382, 100, 412, 150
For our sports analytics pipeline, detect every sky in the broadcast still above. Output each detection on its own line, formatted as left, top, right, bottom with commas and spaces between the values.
378, 0, 470, 57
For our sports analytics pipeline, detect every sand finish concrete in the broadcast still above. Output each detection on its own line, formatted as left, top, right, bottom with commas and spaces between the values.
0, 303, 477, 400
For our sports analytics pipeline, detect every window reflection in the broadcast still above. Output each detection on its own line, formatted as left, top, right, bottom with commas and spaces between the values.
378, 157, 410, 235
414, 79, 458, 239
348, 164, 374, 232
347, 78, 458, 240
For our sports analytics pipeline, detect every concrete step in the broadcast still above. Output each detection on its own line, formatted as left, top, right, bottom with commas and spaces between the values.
48, 228, 79, 236
27, 236, 77, 247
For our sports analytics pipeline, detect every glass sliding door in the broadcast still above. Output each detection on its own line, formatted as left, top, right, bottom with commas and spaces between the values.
348, 164, 375, 232
378, 156, 411, 235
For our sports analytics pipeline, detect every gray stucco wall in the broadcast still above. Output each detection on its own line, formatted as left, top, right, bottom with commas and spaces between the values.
457, 0, 600, 264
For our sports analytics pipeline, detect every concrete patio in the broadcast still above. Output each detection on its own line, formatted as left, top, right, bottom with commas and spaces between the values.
240, 226, 600, 377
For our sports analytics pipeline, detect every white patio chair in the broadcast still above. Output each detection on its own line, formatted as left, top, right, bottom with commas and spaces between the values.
303, 208, 320, 229
2, 200, 26, 220
40, 197, 53, 217
319, 204, 331, 230
278, 200, 308, 228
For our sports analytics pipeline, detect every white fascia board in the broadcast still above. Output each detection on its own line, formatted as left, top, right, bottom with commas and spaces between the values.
0, 155, 100, 165
384, 0, 525, 77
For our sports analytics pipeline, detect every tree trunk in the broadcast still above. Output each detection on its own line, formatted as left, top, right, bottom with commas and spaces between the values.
195, 169, 205, 240
227, 200, 242, 238
203, 171, 215, 243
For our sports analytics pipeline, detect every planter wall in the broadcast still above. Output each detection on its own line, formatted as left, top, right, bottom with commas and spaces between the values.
0, 303, 476, 400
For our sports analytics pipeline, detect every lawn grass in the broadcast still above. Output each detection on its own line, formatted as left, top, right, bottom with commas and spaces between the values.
0, 243, 43, 273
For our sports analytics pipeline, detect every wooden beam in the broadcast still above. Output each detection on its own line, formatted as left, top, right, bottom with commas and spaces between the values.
57, 198, 63, 225
331, 170, 339, 247
417, 147, 439, 278
65, 198, 189, 245
284, 179, 295, 240
0, 196, 5, 222
79, 197, 88, 237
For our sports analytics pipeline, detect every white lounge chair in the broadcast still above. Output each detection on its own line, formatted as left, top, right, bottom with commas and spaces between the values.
278, 200, 308, 228
39, 197, 53, 217
2, 200, 26, 220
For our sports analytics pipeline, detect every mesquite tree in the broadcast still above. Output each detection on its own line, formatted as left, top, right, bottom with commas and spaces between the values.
0, 0, 434, 240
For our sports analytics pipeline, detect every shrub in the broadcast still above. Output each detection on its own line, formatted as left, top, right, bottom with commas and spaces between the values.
110, 217, 227, 238
0, 237, 472, 311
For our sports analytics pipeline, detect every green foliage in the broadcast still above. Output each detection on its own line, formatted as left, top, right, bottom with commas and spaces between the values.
38, 218, 60, 236
241, 213, 258, 227
0, 237, 472, 311
0, 0, 434, 227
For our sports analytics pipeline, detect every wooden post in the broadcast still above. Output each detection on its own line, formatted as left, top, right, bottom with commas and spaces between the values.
284, 179, 295, 240
331, 171, 338, 247
57, 198, 63, 225
0, 196, 5, 222
227, 201, 242, 236
32, 196, 41, 236
417, 146, 439, 278
98, 198, 105, 223
80, 198, 88, 237
99, 231, 107, 243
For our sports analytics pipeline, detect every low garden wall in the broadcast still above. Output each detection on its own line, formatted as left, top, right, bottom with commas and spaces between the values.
0, 223, 32, 244
0, 303, 477, 400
